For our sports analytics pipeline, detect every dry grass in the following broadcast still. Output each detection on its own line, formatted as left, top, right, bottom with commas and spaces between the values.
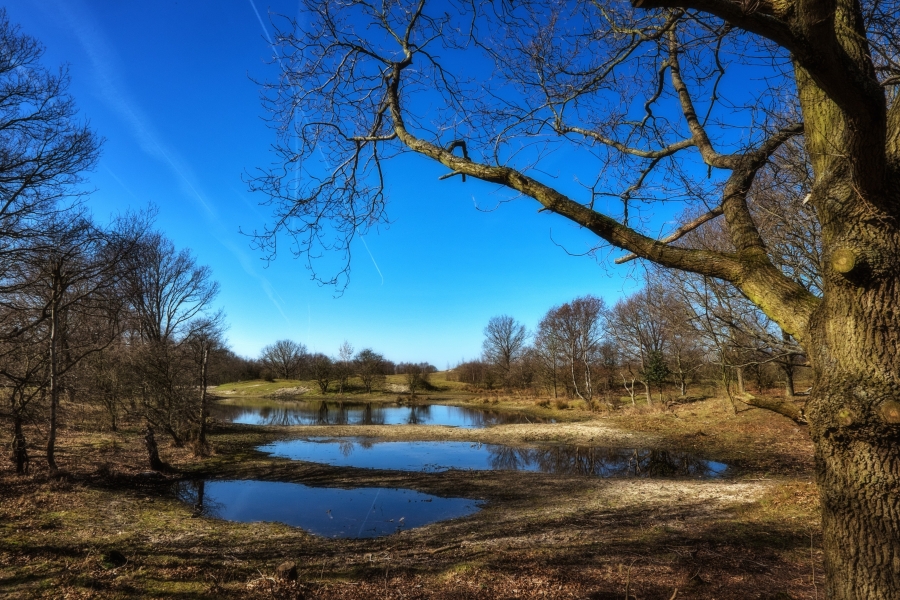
0, 395, 822, 599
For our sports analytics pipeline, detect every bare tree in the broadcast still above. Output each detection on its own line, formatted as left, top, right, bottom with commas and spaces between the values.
449, 359, 491, 389
25, 214, 143, 471
185, 314, 226, 455
539, 296, 607, 406
334, 340, 354, 394
0, 9, 104, 473
354, 348, 386, 394
259, 339, 307, 379
404, 362, 428, 395
310, 352, 332, 394
0, 9, 101, 281
124, 230, 220, 447
482, 315, 528, 389
534, 318, 564, 398
124, 231, 219, 344
607, 288, 669, 406
0, 316, 46, 474
255, 1, 900, 592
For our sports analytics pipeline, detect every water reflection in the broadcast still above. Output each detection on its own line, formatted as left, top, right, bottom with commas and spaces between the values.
174, 480, 481, 538
212, 401, 548, 428
259, 438, 728, 478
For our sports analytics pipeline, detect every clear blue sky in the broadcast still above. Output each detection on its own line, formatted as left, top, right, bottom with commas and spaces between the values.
8, 0, 648, 366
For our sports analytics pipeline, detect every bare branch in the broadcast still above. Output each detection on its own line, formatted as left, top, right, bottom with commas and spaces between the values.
615, 206, 724, 264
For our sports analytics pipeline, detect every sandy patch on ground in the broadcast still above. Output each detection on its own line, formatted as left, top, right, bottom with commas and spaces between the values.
261, 421, 657, 447
269, 386, 310, 397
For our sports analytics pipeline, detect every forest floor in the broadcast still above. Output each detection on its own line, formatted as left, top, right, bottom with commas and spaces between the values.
0, 391, 821, 599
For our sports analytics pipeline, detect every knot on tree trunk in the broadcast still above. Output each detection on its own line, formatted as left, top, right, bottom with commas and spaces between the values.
828, 242, 890, 282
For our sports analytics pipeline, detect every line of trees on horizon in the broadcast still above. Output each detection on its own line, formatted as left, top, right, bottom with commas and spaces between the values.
254, 338, 437, 394
455, 267, 811, 417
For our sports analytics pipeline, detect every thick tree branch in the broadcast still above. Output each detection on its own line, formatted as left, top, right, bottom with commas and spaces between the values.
387, 65, 818, 341
386, 66, 741, 283
635, 0, 884, 130
615, 206, 724, 264
737, 392, 808, 425
556, 124, 695, 159
888, 97, 900, 164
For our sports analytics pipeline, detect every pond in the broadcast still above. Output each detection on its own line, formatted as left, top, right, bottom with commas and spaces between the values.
258, 438, 728, 478
174, 480, 481, 538
212, 400, 550, 428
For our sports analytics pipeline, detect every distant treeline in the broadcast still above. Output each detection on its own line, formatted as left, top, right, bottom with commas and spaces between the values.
451, 267, 812, 408
245, 338, 436, 394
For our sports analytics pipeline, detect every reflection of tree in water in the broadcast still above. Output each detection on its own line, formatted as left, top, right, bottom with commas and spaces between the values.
316, 401, 330, 424
487, 444, 533, 471
457, 407, 543, 427
261, 407, 308, 426
174, 480, 226, 518
332, 403, 349, 425
631, 449, 714, 478
352, 403, 384, 425
487, 445, 717, 477
337, 440, 355, 456
212, 402, 549, 427
406, 405, 432, 425
361, 403, 373, 425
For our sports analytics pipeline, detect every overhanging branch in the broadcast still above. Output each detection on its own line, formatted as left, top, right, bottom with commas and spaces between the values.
615, 206, 723, 264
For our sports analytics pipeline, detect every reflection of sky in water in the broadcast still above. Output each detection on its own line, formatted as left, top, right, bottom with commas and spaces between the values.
259, 438, 728, 478
175, 480, 481, 538
212, 402, 550, 428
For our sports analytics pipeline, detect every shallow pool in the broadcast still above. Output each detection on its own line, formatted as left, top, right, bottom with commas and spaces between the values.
213, 401, 549, 428
258, 438, 728, 478
174, 480, 481, 538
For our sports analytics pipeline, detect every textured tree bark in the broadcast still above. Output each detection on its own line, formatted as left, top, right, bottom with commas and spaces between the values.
735, 366, 745, 395
782, 361, 795, 398
805, 258, 900, 598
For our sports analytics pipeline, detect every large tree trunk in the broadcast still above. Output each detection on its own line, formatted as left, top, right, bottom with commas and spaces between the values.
806, 270, 900, 598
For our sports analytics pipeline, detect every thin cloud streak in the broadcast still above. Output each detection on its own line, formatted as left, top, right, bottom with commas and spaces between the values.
53, 0, 292, 327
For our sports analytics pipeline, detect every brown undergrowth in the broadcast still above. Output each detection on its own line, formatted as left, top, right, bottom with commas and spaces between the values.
1, 396, 821, 599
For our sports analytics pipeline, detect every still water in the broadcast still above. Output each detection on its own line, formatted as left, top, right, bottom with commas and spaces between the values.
175, 480, 481, 538
258, 438, 728, 478
213, 401, 550, 428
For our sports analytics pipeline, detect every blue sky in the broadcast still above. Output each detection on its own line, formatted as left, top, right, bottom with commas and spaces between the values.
8, 0, 651, 366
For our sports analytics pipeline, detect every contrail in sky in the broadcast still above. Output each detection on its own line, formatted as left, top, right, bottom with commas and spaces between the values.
53, 0, 293, 325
